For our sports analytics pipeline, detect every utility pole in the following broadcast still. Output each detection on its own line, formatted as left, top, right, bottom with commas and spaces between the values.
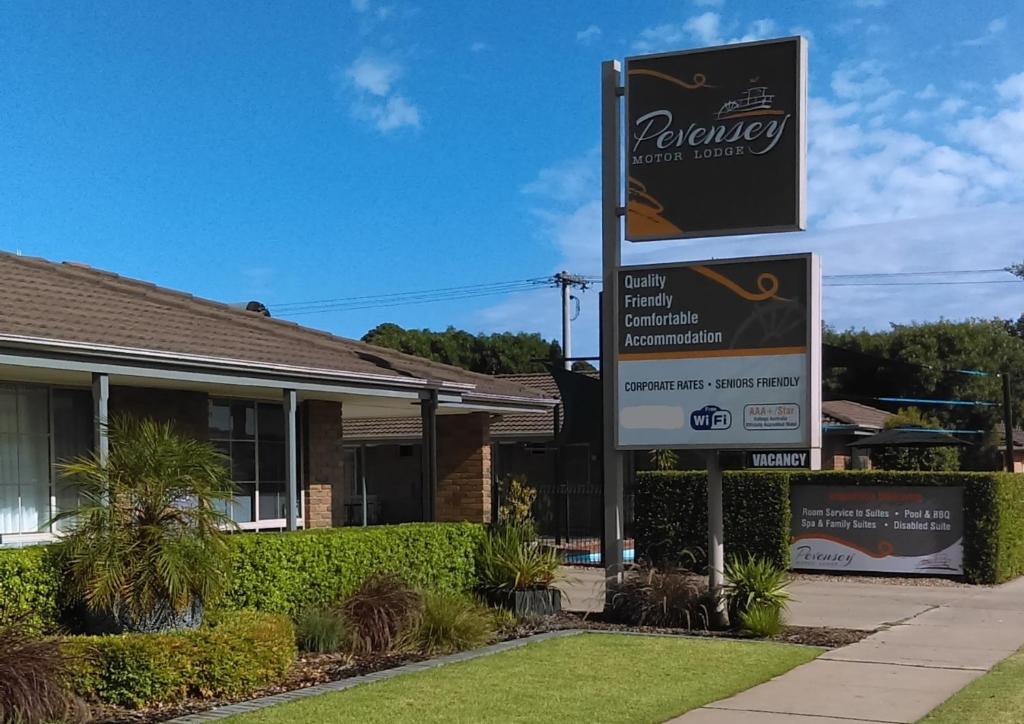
552, 271, 590, 370
1004, 372, 1015, 472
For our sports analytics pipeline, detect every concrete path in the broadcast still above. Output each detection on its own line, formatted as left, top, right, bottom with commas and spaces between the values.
671, 577, 1024, 723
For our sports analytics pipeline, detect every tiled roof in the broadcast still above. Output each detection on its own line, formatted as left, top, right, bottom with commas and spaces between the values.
822, 400, 893, 430
0, 252, 553, 404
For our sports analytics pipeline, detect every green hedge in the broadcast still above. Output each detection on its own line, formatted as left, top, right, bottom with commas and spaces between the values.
63, 610, 296, 708
0, 545, 64, 634
222, 522, 486, 615
0, 522, 485, 633
635, 470, 1024, 584
635, 471, 790, 570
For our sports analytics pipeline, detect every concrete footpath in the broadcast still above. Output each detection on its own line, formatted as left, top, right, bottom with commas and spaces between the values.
671, 577, 1024, 723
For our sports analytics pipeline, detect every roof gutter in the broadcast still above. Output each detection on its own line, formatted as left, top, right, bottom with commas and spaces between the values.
0, 333, 555, 408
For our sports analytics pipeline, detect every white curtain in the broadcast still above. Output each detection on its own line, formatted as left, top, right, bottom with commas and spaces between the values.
0, 386, 51, 535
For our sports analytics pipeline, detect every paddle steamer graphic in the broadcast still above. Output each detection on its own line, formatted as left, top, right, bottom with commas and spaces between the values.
715, 86, 777, 120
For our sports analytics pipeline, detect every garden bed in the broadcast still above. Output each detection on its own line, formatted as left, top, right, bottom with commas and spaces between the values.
89, 612, 863, 723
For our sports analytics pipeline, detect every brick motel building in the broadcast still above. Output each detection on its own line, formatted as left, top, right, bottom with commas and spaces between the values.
0, 252, 555, 545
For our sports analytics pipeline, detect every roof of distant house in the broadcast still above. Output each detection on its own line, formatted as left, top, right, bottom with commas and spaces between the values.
821, 399, 894, 430
0, 252, 553, 405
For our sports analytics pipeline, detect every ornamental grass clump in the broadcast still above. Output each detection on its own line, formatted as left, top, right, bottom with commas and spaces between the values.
723, 554, 791, 624
409, 590, 496, 655
54, 415, 237, 633
610, 563, 711, 629
476, 524, 561, 593
296, 609, 352, 654
340, 574, 423, 655
0, 621, 87, 724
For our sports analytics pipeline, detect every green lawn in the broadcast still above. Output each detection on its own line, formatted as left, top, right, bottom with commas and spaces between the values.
227, 633, 821, 724
920, 647, 1024, 723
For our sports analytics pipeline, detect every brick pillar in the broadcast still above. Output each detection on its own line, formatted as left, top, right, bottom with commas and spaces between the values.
436, 412, 491, 523
304, 400, 344, 528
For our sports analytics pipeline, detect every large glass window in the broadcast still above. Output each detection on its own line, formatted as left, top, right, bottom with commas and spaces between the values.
0, 385, 92, 538
208, 399, 293, 526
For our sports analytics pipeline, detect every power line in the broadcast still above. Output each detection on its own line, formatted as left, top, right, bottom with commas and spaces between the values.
265, 267, 1020, 317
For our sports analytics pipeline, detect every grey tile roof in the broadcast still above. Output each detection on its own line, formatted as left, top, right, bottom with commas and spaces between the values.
0, 251, 554, 404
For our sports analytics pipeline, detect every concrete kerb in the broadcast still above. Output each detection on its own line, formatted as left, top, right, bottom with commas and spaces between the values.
167, 630, 585, 723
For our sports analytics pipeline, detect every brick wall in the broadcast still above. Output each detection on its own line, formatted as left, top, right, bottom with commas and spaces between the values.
304, 400, 344, 528
436, 412, 491, 523
109, 386, 209, 440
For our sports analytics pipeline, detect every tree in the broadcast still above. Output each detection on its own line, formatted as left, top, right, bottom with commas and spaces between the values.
362, 323, 563, 374
54, 416, 236, 633
1007, 261, 1024, 280
825, 319, 1024, 470
871, 407, 961, 471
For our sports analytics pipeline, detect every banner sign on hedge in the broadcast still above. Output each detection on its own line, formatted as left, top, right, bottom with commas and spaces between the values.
616, 253, 821, 450
625, 36, 807, 241
790, 485, 964, 575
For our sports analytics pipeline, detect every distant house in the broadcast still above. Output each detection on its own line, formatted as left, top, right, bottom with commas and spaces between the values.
344, 370, 898, 547
0, 253, 555, 545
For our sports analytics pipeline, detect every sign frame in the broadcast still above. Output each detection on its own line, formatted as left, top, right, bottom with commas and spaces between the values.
624, 36, 808, 241
614, 251, 821, 452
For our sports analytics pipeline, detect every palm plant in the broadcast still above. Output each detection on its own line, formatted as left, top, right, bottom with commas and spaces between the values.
53, 415, 237, 632
723, 555, 791, 625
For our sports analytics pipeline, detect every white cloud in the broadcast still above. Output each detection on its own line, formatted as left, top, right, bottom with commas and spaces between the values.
576, 24, 602, 44
831, 60, 891, 100
962, 16, 1008, 46
956, 72, 1024, 173
685, 12, 723, 45
521, 147, 598, 204
346, 54, 400, 96
732, 18, 778, 43
470, 41, 489, 53
344, 54, 420, 133
915, 83, 939, 100
938, 97, 967, 115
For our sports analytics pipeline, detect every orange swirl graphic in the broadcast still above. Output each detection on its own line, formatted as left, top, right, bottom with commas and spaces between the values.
628, 69, 715, 91
691, 265, 780, 301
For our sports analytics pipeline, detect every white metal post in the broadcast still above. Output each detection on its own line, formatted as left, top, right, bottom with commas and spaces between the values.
284, 389, 298, 531
601, 59, 625, 601
91, 372, 109, 466
706, 451, 728, 628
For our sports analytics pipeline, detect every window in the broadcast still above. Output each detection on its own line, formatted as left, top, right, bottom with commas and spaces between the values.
0, 385, 92, 538
208, 398, 295, 527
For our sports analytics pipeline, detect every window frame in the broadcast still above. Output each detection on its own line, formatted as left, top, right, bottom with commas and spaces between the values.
208, 397, 303, 531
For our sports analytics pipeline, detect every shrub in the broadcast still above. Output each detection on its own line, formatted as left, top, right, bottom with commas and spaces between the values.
340, 574, 423, 655
409, 590, 495, 655
296, 609, 351, 654
738, 603, 785, 638
723, 555, 791, 624
634, 471, 789, 570
224, 523, 484, 616
0, 547, 64, 635
476, 524, 561, 593
0, 621, 86, 723
54, 415, 236, 632
63, 610, 295, 709
610, 564, 711, 629
497, 476, 538, 540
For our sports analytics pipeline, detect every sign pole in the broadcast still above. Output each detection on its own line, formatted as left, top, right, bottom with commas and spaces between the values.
706, 451, 728, 627
601, 59, 625, 601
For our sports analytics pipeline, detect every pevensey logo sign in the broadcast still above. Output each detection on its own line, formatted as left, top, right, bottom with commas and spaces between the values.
625, 37, 807, 241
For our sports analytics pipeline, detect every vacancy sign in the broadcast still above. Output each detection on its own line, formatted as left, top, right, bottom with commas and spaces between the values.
625, 37, 807, 241
616, 253, 821, 450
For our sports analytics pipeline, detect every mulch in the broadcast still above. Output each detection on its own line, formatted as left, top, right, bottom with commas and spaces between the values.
92, 612, 864, 723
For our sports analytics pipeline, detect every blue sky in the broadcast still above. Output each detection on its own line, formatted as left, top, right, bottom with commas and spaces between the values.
2, 0, 1023, 359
